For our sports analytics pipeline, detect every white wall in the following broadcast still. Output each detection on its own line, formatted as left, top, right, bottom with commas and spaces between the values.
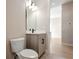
62, 2, 73, 45
50, 6, 62, 38
6, 0, 26, 59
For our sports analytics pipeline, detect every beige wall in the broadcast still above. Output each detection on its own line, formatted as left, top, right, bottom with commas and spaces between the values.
62, 1, 73, 45
6, 0, 26, 59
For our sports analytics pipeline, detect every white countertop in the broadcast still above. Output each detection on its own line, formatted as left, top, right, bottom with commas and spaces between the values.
26, 31, 46, 34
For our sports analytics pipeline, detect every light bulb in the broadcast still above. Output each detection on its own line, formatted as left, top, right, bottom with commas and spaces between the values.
32, 6, 38, 11
29, 3, 35, 9
26, 0, 31, 7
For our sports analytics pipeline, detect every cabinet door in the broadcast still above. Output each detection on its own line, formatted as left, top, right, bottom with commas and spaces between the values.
30, 35, 38, 52
38, 34, 46, 57
26, 34, 31, 48
26, 34, 38, 52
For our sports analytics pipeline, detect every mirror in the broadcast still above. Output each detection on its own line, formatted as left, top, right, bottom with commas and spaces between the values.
25, 0, 38, 32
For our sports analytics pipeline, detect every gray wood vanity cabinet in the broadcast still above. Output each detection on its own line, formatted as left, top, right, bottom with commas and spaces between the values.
26, 33, 46, 57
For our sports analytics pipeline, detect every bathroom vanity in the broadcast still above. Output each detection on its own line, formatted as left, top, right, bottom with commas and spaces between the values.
26, 2, 47, 57
26, 31, 47, 57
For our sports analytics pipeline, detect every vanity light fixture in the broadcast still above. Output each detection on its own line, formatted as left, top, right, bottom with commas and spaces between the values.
29, 2, 35, 9
32, 6, 38, 11
25, 0, 31, 7
26, 0, 38, 11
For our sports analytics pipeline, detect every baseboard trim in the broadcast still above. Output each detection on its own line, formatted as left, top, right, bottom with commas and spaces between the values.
62, 43, 73, 47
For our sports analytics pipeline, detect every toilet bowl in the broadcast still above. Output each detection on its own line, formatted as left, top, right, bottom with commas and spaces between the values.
10, 37, 38, 59
17, 49, 38, 59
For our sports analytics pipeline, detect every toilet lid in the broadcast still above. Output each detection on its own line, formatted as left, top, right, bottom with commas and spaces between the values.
20, 49, 38, 58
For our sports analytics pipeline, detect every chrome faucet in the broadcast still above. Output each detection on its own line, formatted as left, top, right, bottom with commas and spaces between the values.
32, 29, 35, 33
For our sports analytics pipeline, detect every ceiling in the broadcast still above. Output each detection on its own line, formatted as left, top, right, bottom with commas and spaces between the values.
50, 0, 73, 8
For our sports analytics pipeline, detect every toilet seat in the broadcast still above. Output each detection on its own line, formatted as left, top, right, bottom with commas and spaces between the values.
19, 49, 38, 59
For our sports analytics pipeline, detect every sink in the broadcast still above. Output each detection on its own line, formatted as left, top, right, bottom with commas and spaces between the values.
26, 31, 46, 34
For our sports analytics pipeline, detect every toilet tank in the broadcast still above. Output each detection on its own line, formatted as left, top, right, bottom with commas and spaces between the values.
10, 37, 26, 53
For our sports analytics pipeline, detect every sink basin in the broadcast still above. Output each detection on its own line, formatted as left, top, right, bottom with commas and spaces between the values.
26, 31, 46, 34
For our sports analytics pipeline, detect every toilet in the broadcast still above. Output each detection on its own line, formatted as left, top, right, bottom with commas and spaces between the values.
10, 37, 38, 59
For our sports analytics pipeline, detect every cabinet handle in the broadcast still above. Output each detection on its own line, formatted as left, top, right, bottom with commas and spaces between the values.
42, 39, 44, 44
